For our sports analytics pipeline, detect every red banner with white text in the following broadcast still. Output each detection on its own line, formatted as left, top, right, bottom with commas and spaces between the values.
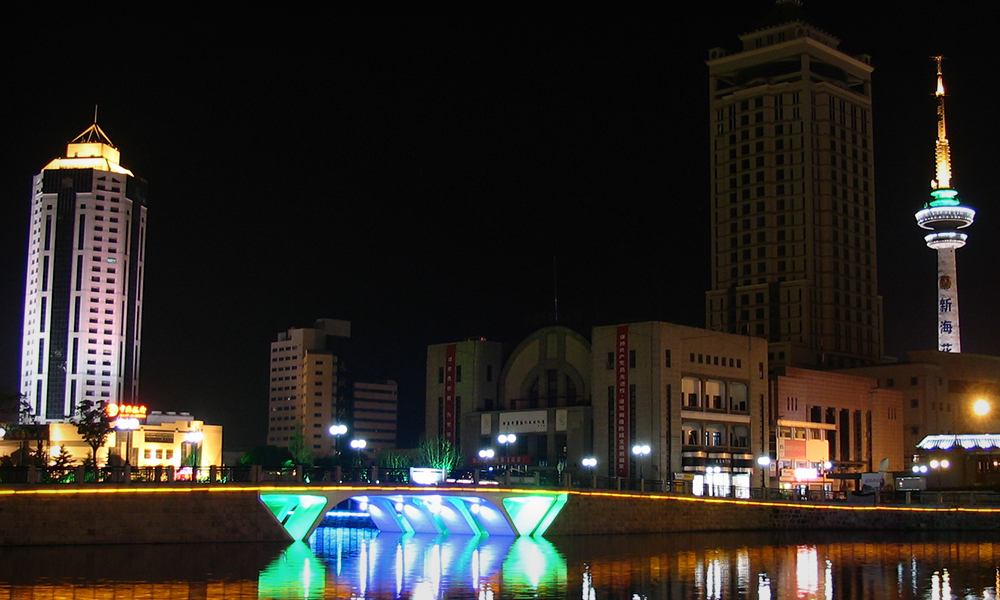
615, 326, 629, 477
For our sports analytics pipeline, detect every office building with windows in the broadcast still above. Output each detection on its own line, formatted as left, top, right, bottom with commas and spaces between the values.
268, 319, 398, 460
268, 319, 351, 457
705, 0, 883, 369
353, 380, 398, 452
591, 322, 769, 491
19, 123, 148, 421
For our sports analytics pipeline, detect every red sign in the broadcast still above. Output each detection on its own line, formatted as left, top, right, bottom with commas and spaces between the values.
106, 403, 147, 420
444, 344, 457, 443
615, 326, 629, 477
469, 455, 530, 466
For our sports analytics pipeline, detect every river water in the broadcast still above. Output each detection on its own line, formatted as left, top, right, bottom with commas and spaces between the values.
0, 527, 996, 599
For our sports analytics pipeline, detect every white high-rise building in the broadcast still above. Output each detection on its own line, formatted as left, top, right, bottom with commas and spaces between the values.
19, 123, 148, 421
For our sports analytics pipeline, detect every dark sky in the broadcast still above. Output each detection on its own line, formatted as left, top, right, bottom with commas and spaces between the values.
3, 3, 999, 452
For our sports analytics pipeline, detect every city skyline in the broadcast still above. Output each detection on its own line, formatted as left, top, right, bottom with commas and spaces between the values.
3, 4, 999, 450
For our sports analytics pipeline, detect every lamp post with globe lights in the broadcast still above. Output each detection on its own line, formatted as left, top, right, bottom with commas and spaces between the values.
498, 433, 517, 484
757, 455, 772, 499
632, 444, 651, 490
582, 457, 598, 488
349, 438, 367, 481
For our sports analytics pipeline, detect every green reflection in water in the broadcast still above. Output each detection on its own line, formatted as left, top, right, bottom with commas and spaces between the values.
257, 541, 325, 599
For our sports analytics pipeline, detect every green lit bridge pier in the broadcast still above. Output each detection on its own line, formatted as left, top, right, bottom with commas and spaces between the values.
260, 486, 568, 542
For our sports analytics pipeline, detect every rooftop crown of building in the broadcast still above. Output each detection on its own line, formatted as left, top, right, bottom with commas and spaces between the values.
42, 122, 133, 176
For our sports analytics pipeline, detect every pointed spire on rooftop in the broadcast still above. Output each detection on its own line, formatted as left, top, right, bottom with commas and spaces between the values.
69, 123, 117, 149
932, 56, 953, 191
42, 115, 132, 176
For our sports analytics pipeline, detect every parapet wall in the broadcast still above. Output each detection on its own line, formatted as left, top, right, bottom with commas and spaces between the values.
544, 491, 1000, 535
0, 487, 290, 546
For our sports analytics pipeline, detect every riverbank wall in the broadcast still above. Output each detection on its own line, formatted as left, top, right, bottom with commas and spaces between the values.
544, 490, 1000, 535
0, 487, 289, 546
1, 485, 998, 545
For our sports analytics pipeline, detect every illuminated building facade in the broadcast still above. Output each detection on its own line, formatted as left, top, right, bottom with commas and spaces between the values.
845, 351, 1000, 453
0, 411, 221, 469
915, 57, 975, 353
427, 328, 593, 470
591, 322, 769, 491
705, 1, 883, 369
268, 319, 351, 457
772, 367, 904, 489
425, 337, 505, 448
19, 123, 148, 421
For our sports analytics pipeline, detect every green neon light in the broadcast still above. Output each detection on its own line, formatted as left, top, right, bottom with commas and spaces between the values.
259, 494, 329, 542
502, 495, 567, 536
929, 188, 960, 207
531, 493, 567, 536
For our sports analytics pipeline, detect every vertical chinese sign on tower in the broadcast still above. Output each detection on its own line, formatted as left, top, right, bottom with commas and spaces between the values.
444, 344, 457, 442
615, 326, 629, 477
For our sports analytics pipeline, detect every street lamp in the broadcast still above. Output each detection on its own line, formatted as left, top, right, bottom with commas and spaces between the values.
349, 438, 367, 467
498, 434, 516, 482
582, 457, 597, 488
757, 455, 772, 498
973, 399, 991, 417
183, 430, 204, 471
631, 444, 651, 479
329, 424, 348, 456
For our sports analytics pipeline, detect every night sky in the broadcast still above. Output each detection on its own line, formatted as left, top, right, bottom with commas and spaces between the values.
3, 3, 999, 452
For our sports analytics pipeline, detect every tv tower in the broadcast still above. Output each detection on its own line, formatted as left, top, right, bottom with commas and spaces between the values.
915, 57, 975, 353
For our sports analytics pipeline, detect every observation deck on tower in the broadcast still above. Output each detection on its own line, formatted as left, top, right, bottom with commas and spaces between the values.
916, 57, 974, 249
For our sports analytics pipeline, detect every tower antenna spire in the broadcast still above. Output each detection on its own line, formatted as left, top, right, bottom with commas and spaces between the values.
93, 104, 98, 126
915, 57, 975, 353
932, 56, 952, 190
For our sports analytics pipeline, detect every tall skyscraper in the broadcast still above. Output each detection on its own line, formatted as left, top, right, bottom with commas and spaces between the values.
705, 0, 883, 370
19, 123, 148, 421
915, 57, 974, 353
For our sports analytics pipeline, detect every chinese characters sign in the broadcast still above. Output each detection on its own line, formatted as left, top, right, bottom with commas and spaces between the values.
444, 344, 457, 443
615, 326, 629, 477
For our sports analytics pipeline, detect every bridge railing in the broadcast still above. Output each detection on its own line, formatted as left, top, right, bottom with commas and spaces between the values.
4, 465, 1000, 507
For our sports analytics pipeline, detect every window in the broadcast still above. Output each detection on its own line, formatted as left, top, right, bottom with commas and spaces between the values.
629, 350, 636, 369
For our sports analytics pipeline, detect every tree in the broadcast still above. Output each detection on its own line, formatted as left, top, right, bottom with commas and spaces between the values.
73, 400, 113, 468
415, 436, 461, 471
378, 450, 410, 470
286, 426, 313, 466
239, 446, 294, 469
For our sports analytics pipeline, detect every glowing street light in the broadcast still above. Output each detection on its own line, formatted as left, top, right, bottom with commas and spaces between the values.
974, 399, 991, 417
329, 423, 348, 457
349, 438, 367, 470
497, 434, 517, 481
632, 444, 651, 479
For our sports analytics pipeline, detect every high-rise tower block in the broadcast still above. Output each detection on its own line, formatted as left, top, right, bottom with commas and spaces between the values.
20, 123, 148, 420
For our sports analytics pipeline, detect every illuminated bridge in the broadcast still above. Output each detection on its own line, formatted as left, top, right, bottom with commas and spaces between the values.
260, 486, 568, 542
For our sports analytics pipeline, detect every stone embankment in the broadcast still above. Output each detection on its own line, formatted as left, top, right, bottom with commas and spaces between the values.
544, 490, 1000, 535
0, 485, 994, 546
0, 486, 289, 546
